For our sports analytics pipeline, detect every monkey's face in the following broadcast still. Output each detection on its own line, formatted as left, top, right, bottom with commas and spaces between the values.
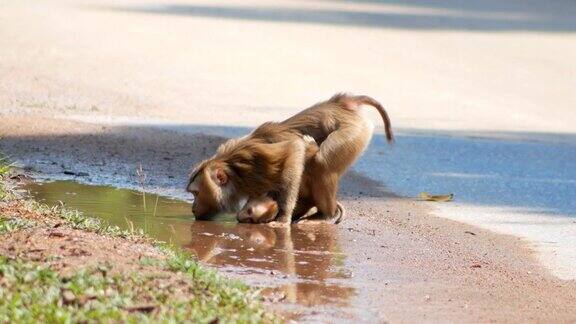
187, 164, 228, 219
191, 188, 219, 219
237, 195, 278, 223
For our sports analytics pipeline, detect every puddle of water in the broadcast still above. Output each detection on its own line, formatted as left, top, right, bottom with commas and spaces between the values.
23, 180, 355, 316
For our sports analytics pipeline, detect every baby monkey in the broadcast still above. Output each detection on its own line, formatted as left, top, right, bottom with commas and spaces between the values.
238, 194, 345, 224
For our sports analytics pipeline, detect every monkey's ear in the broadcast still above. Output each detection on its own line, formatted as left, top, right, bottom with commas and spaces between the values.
214, 168, 228, 186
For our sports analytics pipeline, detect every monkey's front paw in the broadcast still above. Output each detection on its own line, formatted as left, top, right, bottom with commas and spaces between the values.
266, 221, 289, 228
294, 218, 324, 225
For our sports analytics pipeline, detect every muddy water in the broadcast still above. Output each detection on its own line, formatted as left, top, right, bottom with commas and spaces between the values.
24, 180, 355, 318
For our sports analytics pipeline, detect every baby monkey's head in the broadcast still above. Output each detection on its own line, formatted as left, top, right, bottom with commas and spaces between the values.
237, 194, 279, 223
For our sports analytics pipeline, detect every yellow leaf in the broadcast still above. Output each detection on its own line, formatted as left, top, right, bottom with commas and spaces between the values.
419, 192, 454, 202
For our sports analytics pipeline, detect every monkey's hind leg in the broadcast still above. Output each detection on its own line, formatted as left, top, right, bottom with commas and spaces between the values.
296, 202, 345, 224
298, 170, 343, 224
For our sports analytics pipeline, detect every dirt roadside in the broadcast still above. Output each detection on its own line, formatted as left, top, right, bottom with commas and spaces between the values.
0, 187, 274, 322
1, 114, 575, 322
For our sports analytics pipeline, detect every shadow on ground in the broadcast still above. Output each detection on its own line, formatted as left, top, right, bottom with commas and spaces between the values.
0, 123, 389, 201
103, 0, 576, 32
1, 122, 575, 217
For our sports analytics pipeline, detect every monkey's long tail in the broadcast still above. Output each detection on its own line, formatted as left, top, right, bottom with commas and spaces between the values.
353, 95, 394, 143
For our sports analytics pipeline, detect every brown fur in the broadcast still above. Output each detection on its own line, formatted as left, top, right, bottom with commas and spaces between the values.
242, 93, 393, 222
187, 93, 393, 223
188, 137, 307, 221
237, 136, 320, 223
236, 195, 280, 224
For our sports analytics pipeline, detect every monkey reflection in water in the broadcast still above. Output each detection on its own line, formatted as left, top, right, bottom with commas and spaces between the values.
184, 221, 355, 306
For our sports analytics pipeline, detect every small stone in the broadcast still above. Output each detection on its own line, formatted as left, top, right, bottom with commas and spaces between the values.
62, 290, 76, 304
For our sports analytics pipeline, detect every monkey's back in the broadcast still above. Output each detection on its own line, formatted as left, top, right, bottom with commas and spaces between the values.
280, 96, 361, 145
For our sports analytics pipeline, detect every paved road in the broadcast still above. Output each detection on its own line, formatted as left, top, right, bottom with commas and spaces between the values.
2, 0, 575, 133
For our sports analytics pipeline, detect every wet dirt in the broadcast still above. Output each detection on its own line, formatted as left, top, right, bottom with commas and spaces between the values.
24, 180, 355, 320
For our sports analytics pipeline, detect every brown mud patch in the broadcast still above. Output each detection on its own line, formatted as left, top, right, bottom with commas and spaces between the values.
0, 221, 162, 277
0, 198, 163, 277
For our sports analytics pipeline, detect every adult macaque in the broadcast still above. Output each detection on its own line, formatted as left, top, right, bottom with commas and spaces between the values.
187, 137, 308, 223
187, 93, 393, 223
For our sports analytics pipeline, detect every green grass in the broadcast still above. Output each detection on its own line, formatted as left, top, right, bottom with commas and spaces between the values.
0, 156, 10, 177
0, 217, 35, 234
0, 256, 273, 323
0, 155, 11, 200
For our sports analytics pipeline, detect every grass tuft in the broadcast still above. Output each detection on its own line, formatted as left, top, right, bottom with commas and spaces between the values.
0, 155, 11, 200
0, 217, 36, 234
